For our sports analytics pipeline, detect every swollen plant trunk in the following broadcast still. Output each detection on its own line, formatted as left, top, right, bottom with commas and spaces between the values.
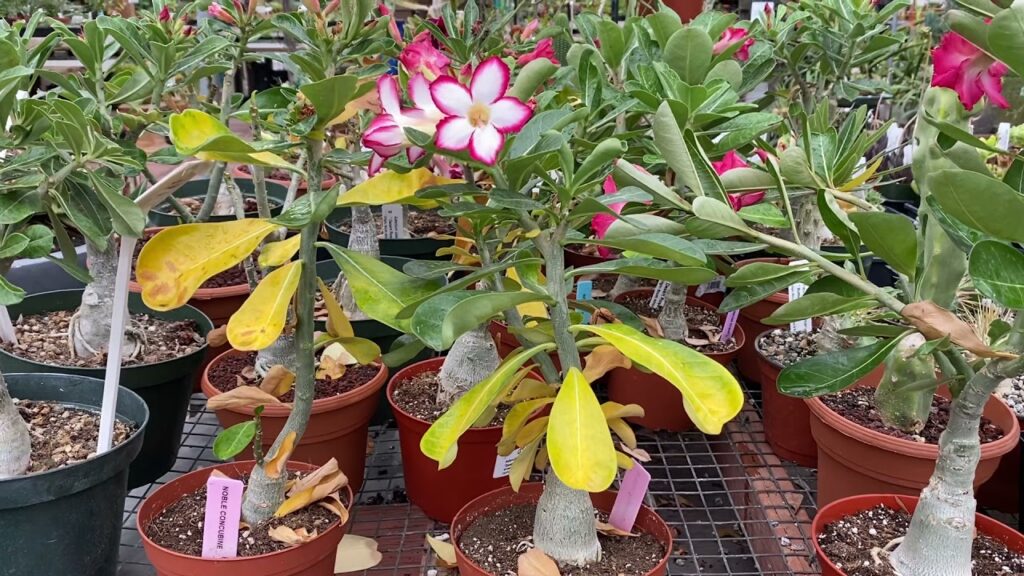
0, 373, 30, 478
657, 284, 688, 342
607, 275, 639, 300
74, 238, 133, 358
436, 324, 500, 407
337, 205, 380, 322
255, 332, 297, 377
787, 194, 829, 251
874, 333, 935, 434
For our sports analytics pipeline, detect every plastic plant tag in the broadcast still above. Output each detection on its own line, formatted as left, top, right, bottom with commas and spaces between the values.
381, 205, 408, 239
721, 310, 740, 341
696, 275, 726, 297
98, 237, 137, 454
576, 280, 593, 323
750, 1, 773, 18
886, 124, 904, 153
649, 281, 671, 308
608, 461, 651, 533
202, 471, 244, 558
493, 447, 522, 479
0, 307, 17, 345
787, 260, 811, 333
998, 122, 1011, 150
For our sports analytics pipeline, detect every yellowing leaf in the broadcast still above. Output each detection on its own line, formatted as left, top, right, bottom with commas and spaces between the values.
207, 386, 283, 411
578, 324, 744, 435
518, 548, 561, 576
336, 168, 460, 208
170, 109, 295, 171
275, 465, 348, 517
264, 431, 297, 480
901, 301, 1016, 359
317, 492, 351, 525
602, 401, 645, 420
515, 416, 549, 448
317, 277, 353, 338
259, 365, 295, 397
507, 267, 548, 321
137, 220, 277, 310
288, 458, 348, 496
227, 261, 302, 351
583, 345, 632, 382
506, 378, 557, 402
268, 525, 317, 546
607, 417, 637, 449
510, 437, 541, 492
335, 535, 383, 573
546, 368, 617, 492
616, 451, 636, 470
329, 81, 380, 126
499, 397, 555, 456
534, 444, 548, 469
425, 535, 457, 568
838, 157, 883, 192
259, 235, 301, 267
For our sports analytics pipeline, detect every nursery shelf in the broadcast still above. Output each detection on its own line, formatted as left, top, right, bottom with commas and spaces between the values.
117, 385, 825, 575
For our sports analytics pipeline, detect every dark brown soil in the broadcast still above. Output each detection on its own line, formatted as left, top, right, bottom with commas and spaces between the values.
332, 209, 455, 238
571, 244, 605, 258
619, 294, 738, 354
2, 310, 203, 368
817, 504, 1024, 575
391, 369, 510, 425
132, 235, 250, 290
460, 503, 665, 576
144, 473, 341, 557
237, 163, 334, 185
756, 328, 819, 367
17, 400, 132, 474
588, 276, 658, 298
208, 351, 380, 402
821, 387, 1005, 444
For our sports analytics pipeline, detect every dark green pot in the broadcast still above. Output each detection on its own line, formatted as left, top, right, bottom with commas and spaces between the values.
0, 373, 147, 576
325, 207, 454, 260
147, 178, 289, 227
0, 290, 211, 488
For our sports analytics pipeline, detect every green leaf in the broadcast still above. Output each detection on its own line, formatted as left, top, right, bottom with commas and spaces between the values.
420, 344, 555, 467
839, 324, 910, 338
968, 240, 1024, 309
89, 173, 146, 238
719, 270, 816, 313
576, 323, 743, 434
596, 20, 626, 69
764, 293, 877, 325
411, 291, 549, 351
664, 28, 713, 84
692, 239, 767, 255
298, 75, 360, 131
612, 159, 690, 210
510, 57, 559, 102
988, 4, 1024, 79
0, 233, 29, 259
320, 244, 444, 332
726, 262, 809, 287
738, 203, 788, 228
817, 190, 861, 259
647, 11, 682, 48
692, 197, 751, 235
20, 225, 54, 258
569, 258, 717, 285
928, 169, 1024, 243
720, 167, 776, 192
604, 214, 689, 238
848, 211, 917, 279
564, 233, 706, 266
705, 59, 742, 90
708, 113, 783, 154
653, 104, 727, 203
382, 334, 427, 368
778, 337, 904, 398
575, 138, 627, 186
0, 190, 41, 225
213, 421, 256, 460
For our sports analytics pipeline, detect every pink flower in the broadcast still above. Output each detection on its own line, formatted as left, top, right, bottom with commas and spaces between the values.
378, 3, 404, 46
713, 151, 766, 212
521, 18, 539, 40
231, 0, 244, 13
208, 2, 236, 24
591, 169, 652, 257
400, 36, 451, 81
430, 57, 532, 165
713, 27, 754, 62
362, 74, 444, 173
931, 31, 1009, 111
159, 5, 171, 21
516, 38, 559, 67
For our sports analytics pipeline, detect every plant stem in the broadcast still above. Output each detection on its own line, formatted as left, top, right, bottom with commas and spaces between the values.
197, 36, 248, 222
0, 373, 30, 478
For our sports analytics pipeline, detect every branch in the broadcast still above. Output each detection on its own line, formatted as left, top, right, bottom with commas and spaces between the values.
134, 160, 214, 213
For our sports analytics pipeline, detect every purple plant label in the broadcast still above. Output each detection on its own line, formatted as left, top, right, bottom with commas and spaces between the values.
201, 473, 244, 558
721, 310, 740, 341
608, 462, 651, 533
576, 280, 593, 322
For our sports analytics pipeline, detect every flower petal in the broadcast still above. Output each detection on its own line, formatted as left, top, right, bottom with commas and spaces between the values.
408, 73, 437, 113
981, 62, 1010, 109
435, 116, 474, 151
470, 57, 510, 105
369, 152, 387, 175
489, 98, 532, 133
712, 151, 749, 175
377, 75, 402, 117
469, 124, 504, 165
407, 146, 426, 164
603, 174, 617, 195
430, 76, 473, 116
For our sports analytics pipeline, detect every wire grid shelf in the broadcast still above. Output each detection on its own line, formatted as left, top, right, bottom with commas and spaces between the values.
118, 382, 821, 575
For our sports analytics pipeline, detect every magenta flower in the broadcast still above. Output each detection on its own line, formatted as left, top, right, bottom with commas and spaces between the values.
208, 2, 236, 24
931, 31, 1009, 111
430, 57, 532, 165
713, 27, 754, 62
591, 168, 653, 258
378, 3, 404, 47
713, 151, 766, 212
362, 74, 444, 173
521, 18, 540, 40
159, 5, 171, 21
516, 38, 560, 67
400, 36, 451, 81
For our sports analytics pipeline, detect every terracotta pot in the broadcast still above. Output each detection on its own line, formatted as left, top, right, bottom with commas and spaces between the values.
201, 349, 388, 493
734, 257, 792, 383
230, 164, 338, 193
661, 0, 702, 22
687, 284, 724, 308
754, 331, 818, 468
978, 424, 1022, 514
812, 493, 1024, 576
138, 461, 352, 576
389, 357, 515, 522
452, 483, 673, 576
808, 383, 1020, 507
563, 247, 612, 270
605, 289, 745, 432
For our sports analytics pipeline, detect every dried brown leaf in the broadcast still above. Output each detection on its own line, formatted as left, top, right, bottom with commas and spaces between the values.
620, 443, 652, 463
268, 525, 317, 546
240, 366, 257, 380
591, 307, 619, 325
207, 325, 228, 347
317, 492, 350, 525
901, 301, 1017, 359
288, 458, 348, 496
518, 547, 561, 576
207, 386, 283, 411
275, 460, 349, 517
595, 520, 638, 537
582, 345, 632, 382
426, 535, 457, 568
335, 535, 383, 573
259, 364, 295, 397
263, 431, 297, 480
684, 337, 711, 347
641, 316, 664, 338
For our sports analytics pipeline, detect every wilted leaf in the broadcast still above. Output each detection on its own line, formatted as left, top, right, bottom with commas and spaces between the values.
518, 547, 561, 576
275, 458, 349, 517
620, 443, 652, 462
607, 417, 637, 449
583, 345, 632, 382
317, 278, 354, 338
616, 451, 636, 469
515, 416, 549, 448
602, 402, 645, 420
507, 378, 558, 402
317, 492, 350, 525
426, 535, 457, 568
207, 386, 283, 411
641, 316, 664, 338
317, 342, 354, 379
259, 365, 295, 397
901, 301, 1016, 359
268, 525, 317, 546
227, 261, 303, 350
510, 437, 542, 492
596, 520, 638, 537
264, 431, 298, 480
335, 535, 383, 573
207, 325, 228, 347
499, 397, 555, 456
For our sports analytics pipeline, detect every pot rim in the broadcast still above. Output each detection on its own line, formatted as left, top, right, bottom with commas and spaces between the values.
753, 329, 816, 371
201, 348, 389, 417
230, 163, 338, 187
136, 460, 353, 564
149, 183, 289, 217
611, 288, 746, 357
387, 356, 505, 433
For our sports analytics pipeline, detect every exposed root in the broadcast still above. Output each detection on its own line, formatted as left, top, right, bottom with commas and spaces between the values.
67, 311, 147, 362
870, 536, 905, 566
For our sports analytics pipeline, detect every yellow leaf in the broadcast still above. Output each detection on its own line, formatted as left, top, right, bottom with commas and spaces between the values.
336, 168, 460, 208
259, 235, 301, 267
227, 261, 302, 351
425, 535, 457, 568
499, 397, 555, 456
335, 535, 383, 573
510, 437, 541, 492
546, 368, 617, 492
259, 365, 295, 397
515, 416, 549, 449
207, 386, 284, 411
169, 109, 294, 171
616, 451, 636, 470
317, 278, 353, 338
838, 157, 883, 192
602, 401, 645, 420
534, 444, 548, 469
518, 548, 561, 576
507, 267, 548, 321
607, 417, 637, 449
507, 378, 558, 402
582, 345, 632, 382
137, 220, 277, 311
264, 431, 297, 480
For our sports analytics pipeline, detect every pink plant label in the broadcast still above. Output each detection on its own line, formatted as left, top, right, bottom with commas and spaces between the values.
721, 310, 740, 341
608, 462, 651, 533
201, 473, 244, 558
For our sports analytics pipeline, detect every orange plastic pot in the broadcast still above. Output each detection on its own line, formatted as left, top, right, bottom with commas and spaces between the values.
138, 461, 351, 576
754, 333, 818, 468
231, 164, 338, 194
813, 494, 1024, 576
201, 349, 388, 493
734, 258, 792, 383
388, 357, 515, 522
978, 429, 1022, 514
808, 383, 1020, 507
563, 247, 612, 270
662, 0, 702, 22
452, 483, 673, 576
606, 289, 745, 431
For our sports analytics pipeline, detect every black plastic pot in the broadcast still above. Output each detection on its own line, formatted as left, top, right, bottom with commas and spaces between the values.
0, 290, 211, 488
0, 372, 148, 576
147, 178, 289, 227
325, 207, 454, 260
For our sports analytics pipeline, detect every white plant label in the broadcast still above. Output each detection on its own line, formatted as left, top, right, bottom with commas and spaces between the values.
751, 1, 773, 19
493, 448, 522, 479
696, 275, 727, 297
902, 144, 915, 166
886, 124, 904, 155
788, 259, 812, 333
998, 122, 1012, 150
649, 281, 671, 308
381, 205, 408, 239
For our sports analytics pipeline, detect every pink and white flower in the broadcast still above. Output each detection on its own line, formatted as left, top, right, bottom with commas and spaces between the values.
931, 31, 1009, 111
430, 57, 532, 165
517, 38, 560, 67
713, 27, 754, 62
362, 74, 445, 173
713, 151, 765, 211
208, 2, 236, 24
399, 35, 451, 80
